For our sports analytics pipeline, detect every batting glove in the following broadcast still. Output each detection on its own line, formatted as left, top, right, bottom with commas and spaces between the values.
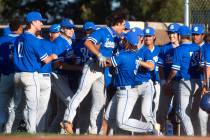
98, 53, 107, 67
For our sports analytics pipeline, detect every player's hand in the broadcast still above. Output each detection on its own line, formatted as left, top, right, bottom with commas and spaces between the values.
51, 54, 58, 60
202, 85, 209, 95
105, 59, 112, 67
98, 53, 107, 68
54, 61, 63, 69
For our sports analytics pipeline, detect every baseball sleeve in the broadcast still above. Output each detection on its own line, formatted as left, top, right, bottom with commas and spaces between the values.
171, 47, 181, 71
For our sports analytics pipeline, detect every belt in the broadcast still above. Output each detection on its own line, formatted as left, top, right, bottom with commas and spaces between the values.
40, 73, 51, 77
117, 85, 136, 90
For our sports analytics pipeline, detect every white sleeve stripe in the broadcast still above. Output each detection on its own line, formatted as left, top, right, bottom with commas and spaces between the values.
206, 62, 210, 65
172, 65, 180, 68
172, 67, 180, 70
40, 53, 48, 61
86, 37, 97, 44
157, 61, 163, 64
206, 64, 210, 67
157, 63, 164, 67
111, 57, 117, 67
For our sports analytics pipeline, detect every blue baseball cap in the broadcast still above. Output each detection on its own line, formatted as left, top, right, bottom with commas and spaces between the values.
49, 24, 61, 33
191, 24, 205, 35
3, 27, 11, 35
26, 11, 47, 23
144, 27, 155, 36
125, 21, 130, 30
60, 19, 75, 29
124, 31, 138, 46
83, 21, 96, 30
178, 25, 191, 36
131, 27, 144, 37
168, 23, 180, 33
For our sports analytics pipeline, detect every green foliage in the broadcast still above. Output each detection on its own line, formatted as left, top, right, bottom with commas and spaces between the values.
0, 0, 184, 24
118, 0, 184, 22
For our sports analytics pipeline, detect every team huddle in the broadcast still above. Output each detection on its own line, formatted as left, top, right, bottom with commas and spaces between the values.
0, 10, 210, 136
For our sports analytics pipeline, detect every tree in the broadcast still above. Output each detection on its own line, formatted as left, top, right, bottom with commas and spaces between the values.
0, 0, 184, 24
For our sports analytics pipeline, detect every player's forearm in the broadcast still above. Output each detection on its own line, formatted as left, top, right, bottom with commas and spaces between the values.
84, 40, 100, 57
43, 54, 58, 64
139, 61, 154, 71
166, 69, 177, 84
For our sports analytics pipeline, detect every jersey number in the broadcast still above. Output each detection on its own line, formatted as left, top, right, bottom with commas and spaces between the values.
80, 48, 89, 63
17, 42, 24, 58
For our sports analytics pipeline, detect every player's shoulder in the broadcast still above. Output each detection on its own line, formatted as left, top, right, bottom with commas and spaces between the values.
54, 35, 65, 45
162, 42, 172, 48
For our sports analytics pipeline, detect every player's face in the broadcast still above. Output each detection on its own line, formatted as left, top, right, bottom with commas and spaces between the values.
168, 32, 179, 43
33, 20, 43, 31
64, 28, 74, 38
137, 36, 144, 47
192, 34, 204, 45
116, 20, 125, 35
49, 32, 60, 41
144, 35, 155, 46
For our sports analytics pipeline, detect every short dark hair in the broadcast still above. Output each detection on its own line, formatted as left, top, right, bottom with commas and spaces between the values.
181, 36, 191, 40
106, 9, 128, 27
9, 19, 23, 32
122, 38, 137, 51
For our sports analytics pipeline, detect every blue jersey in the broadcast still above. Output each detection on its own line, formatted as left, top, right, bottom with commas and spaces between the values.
172, 42, 200, 80
135, 46, 154, 84
53, 35, 73, 60
72, 37, 93, 65
0, 33, 19, 74
38, 39, 56, 73
87, 27, 120, 57
111, 50, 137, 87
13, 32, 48, 72
201, 43, 210, 67
203, 44, 210, 67
149, 46, 160, 83
199, 42, 209, 80
158, 42, 176, 79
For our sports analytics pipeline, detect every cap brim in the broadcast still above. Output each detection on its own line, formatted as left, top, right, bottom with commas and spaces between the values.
41, 18, 47, 21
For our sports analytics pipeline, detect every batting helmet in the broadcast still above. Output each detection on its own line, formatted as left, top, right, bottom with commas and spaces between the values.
200, 92, 210, 113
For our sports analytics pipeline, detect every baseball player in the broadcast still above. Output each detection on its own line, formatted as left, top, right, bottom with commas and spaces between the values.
157, 23, 180, 132
165, 25, 201, 136
104, 27, 156, 135
143, 27, 160, 124
105, 30, 160, 134
68, 21, 97, 134
0, 19, 23, 132
191, 24, 209, 136
48, 24, 61, 41
50, 19, 76, 132
72, 21, 96, 66
36, 31, 57, 132
60, 10, 127, 135
13, 11, 58, 133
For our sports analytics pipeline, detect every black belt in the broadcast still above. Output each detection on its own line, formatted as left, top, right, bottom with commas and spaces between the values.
41, 73, 51, 77
117, 85, 136, 90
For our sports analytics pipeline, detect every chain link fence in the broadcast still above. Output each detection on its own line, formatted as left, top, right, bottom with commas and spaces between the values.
190, 0, 210, 32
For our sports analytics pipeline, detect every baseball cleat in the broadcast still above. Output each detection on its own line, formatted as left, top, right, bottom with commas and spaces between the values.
153, 123, 161, 136
60, 121, 73, 135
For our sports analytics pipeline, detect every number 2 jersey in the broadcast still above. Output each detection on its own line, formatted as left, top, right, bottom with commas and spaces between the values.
13, 32, 48, 72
